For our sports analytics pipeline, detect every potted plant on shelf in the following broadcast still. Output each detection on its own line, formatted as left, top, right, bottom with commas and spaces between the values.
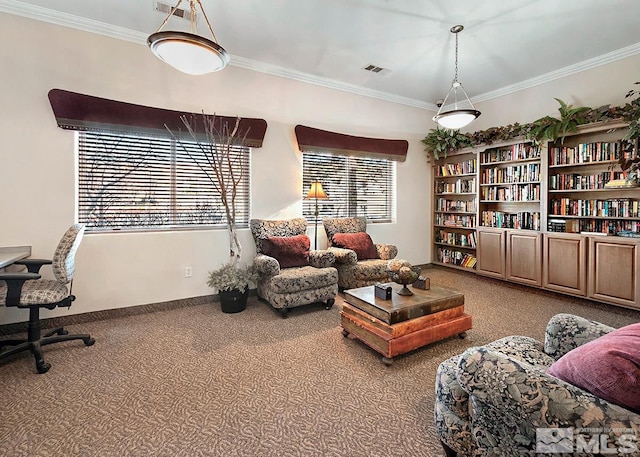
615, 82, 640, 185
422, 127, 472, 162
207, 263, 257, 313
168, 113, 256, 313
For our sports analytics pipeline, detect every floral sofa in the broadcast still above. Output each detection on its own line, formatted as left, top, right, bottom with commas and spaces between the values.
250, 218, 338, 318
322, 216, 398, 290
435, 313, 640, 456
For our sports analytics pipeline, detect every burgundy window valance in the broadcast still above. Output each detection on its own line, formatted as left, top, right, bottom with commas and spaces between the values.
48, 89, 268, 148
294, 125, 408, 162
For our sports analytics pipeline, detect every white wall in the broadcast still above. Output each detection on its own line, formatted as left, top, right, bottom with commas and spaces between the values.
0, 13, 432, 324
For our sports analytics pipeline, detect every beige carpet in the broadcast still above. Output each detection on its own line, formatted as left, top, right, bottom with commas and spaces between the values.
1, 267, 639, 457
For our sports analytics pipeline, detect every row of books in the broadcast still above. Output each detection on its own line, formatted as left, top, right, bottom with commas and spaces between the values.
436, 248, 477, 269
435, 213, 476, 228
435, 159, 477, 177
549, 141, 624, 165
436, 198, 476, 213
435, 177, 476, 194
549, 218, 640, 234
481, 183, 540, 202
481, 211, 541, 230
480, 144, 540, 164
435, 229, 477, 248
481, 163, 540, 184
549, 171, 624, 191
549, 198, 640, 218
547, 219, 580, 233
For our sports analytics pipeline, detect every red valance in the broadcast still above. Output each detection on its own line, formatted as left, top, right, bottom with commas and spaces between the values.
294, 125, 408, 162
48, 89, 268, 148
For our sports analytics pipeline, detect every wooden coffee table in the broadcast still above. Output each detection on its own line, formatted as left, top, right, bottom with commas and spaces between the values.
341, 283, 472, 365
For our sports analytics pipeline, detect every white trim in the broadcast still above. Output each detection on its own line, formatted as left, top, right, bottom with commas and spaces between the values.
2, 0, 639, 110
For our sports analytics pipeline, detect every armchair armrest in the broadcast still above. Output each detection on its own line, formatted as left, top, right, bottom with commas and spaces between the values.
253, 254, 280, 277
375, 243, 397, 261
309, 249, 335, 269
544, 313, 615, 359
14, 258, 52, 274
457, 346, 639, 433
327, 247, 357, 265
0, 272, 41, 307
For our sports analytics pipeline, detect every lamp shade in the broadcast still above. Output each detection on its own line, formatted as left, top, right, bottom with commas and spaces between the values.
305, 181, 328, 200
433, 109, 481, 130
148, 31, 229, 75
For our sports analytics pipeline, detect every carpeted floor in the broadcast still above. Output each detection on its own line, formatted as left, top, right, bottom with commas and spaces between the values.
1, 266, 639, 457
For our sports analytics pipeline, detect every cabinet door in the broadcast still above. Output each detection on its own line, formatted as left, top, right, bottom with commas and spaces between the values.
588, 237, 640, 309
476, 228, 506, 279
506, 231, 542, 286
543, 233, 586, 296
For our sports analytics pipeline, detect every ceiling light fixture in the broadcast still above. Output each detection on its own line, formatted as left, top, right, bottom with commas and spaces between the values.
432, 25, 481, 130
148, 0, 229, 75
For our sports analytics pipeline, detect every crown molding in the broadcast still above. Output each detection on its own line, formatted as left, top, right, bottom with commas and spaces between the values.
1, 0, 639, 111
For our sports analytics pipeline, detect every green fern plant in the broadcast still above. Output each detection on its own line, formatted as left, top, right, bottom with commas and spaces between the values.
527, 98, 591, 145
421, 128, 472, 162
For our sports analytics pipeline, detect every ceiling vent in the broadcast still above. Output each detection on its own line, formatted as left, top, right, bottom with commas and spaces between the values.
154, 1, 194, 21
363, 64, 389, 75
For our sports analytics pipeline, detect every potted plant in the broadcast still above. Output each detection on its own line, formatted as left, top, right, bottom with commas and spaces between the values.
616, 82, 640, 185
421, 127, 472, 162
169, 113, 255, 312
207, 263, 258, 313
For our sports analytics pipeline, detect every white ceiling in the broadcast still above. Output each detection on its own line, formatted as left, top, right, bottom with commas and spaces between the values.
2, 0, 640, 109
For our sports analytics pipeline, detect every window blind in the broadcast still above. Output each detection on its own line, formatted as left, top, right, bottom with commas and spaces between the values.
302, 152, 395, 222
78, 130, 250, 231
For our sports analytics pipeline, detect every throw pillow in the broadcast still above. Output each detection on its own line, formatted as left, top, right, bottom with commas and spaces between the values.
261, 234, 310, 268
546, 322, 640, 412
331, 232, 380, 261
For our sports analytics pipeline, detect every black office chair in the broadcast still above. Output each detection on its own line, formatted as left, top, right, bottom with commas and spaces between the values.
0, 224, 95, 373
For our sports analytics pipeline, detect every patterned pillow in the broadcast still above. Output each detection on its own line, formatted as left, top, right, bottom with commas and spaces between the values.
547, 322, 640, 413
261, 234, 310, 268
331, 232, 379, 260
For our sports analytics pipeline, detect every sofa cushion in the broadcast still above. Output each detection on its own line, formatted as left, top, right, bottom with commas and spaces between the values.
547, 322, 640, 412
331, 232, 379, 260
261, 234, 310, 268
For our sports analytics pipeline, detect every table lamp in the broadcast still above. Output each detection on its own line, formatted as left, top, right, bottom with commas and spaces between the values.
304, 181, 329, 249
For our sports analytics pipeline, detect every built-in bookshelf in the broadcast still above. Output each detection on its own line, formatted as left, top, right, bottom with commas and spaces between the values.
433, 149, 478, 271
479, 141, 541, 231
547, 123, 640, 235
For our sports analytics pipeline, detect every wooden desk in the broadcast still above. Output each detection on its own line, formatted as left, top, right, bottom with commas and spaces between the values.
0, 246, 31, 268
341, 284, 472, 365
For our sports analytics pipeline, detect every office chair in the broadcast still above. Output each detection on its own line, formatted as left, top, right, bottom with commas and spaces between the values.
0, 224, 95, 373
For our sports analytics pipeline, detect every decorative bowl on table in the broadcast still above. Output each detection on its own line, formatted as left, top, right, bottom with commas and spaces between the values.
387, 259, 421, 296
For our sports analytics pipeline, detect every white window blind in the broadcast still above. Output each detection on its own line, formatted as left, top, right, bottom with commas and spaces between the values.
77, 130, 250, 231
302, 152, 395, 222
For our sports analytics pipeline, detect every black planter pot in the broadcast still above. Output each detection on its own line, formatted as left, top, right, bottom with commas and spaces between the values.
219, 288, 249, 313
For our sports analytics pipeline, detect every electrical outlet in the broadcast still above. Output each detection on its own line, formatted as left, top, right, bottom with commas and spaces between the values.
184, 266, 192, 278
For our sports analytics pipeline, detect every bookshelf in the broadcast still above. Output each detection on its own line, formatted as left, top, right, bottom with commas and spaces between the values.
546, 122, 640, 235
433, 149, 478, 271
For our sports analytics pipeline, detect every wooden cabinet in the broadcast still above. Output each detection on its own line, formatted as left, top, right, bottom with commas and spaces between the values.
476, 227, 506, 278
543, 233, 587, 296
433, 149, 478, 271
506, 230, 542, 286
589, 236, 640, 309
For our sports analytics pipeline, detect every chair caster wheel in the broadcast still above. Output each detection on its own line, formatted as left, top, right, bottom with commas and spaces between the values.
458, 332, 467, 339
342, 329, 349, 337
84, 337, 96, 346
382, 357, 394, 366
37, 362, 51, 374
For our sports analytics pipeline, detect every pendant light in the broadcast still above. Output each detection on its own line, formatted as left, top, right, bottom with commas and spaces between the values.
148, 0, 229, 75
432, 25, 481, 130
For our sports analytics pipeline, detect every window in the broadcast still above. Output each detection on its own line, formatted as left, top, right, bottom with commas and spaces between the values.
302, 152, 395, 222
77, 130, 250, 231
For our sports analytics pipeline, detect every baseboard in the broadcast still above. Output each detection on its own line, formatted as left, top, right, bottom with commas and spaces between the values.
0, 288, 257, 336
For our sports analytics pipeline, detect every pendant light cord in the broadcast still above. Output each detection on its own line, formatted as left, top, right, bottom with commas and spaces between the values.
452, 30, 459, 85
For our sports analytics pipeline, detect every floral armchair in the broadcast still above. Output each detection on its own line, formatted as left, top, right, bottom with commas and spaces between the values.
322, 217, 398, 290
434, 313, 640, 456
250, 218, 338, 318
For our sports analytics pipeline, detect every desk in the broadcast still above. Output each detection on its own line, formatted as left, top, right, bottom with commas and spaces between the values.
0, 246, 32, 268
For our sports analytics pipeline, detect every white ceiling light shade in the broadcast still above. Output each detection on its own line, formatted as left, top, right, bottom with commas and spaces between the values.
433, 25, 481, 130
148, 0, 229, 75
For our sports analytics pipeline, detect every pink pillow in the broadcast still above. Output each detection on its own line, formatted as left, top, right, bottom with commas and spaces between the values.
547, 322, 640, 412
261, 234, 310, 268
332, 232, 380, 260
